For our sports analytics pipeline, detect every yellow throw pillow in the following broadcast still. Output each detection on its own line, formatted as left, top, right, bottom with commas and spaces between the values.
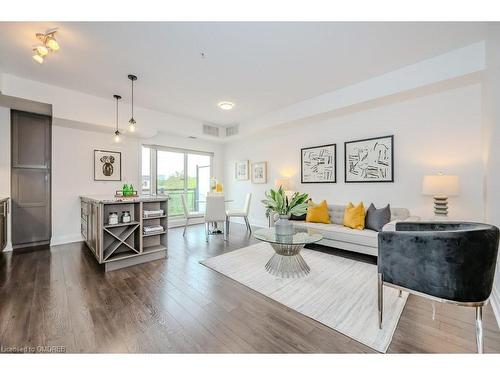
306, 200, 330, 224
343, 202, 366, 230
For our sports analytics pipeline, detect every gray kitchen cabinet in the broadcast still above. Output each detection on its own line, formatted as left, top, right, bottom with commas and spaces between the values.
11, 110, 51, 249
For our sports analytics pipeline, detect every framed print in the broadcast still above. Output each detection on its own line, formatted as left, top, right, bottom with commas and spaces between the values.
344, 135, 394, 183
94, 149, 122, 181
235, 160, 249, 181
301, 144, 337, 183
251, 161, 267, 184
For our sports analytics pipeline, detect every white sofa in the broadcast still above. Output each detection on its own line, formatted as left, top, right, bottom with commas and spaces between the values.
288, 204, 417, 257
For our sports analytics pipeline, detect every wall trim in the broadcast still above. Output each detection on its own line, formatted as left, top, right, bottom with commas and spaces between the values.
50, 234, 83, 247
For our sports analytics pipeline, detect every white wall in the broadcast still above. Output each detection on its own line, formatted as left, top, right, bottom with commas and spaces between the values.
0, 107, 11, 251
51, 123, 141, 245
224, 83, 484, 228
483, 23, 500, 326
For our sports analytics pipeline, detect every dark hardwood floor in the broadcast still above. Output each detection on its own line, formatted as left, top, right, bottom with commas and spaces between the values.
1, 223, 499, 353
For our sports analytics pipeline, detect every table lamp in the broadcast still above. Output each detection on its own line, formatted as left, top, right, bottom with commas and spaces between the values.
275, 178, 293, 198
422, 173, 460, 217
275, 178, 290, 191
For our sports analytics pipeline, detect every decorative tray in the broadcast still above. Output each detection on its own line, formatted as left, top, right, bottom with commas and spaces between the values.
114, 190, 139, 198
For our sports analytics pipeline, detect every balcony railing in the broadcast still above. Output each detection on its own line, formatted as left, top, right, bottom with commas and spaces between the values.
160, 188, 200, 217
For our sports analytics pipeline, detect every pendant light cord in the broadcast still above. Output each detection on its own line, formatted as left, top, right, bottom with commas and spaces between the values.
116, 97, 118, 131
131, 79, 134, 118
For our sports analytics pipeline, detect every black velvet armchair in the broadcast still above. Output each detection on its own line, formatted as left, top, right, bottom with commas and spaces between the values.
378, 221, 499, 353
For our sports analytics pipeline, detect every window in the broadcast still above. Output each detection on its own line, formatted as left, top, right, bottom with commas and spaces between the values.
141, 147, 151, 195
141, 145, 213, 218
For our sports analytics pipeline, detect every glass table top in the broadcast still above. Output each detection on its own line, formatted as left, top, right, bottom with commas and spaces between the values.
254, 228, 323, 245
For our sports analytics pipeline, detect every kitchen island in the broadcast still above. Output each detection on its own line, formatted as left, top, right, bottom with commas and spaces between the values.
80, 195, 168, 271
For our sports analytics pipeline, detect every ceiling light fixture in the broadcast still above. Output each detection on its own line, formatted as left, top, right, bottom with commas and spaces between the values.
113, 94, 122, 143
36, 45, 49, 56
127, 74, 138, 133
218, 101, 235, 110
32, 49, 44, 64
36, 29, 60, 51
32, 29, 60, 64
45, 35, 60, 51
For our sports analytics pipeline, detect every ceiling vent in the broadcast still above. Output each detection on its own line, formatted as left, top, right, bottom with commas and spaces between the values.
225, 125, 239, 137
203, 124, 220, 137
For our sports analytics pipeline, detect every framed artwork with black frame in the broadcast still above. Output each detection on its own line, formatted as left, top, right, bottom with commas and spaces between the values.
344, 135, 394, 183
94, 149, 122, 181
301, 143, 337, 183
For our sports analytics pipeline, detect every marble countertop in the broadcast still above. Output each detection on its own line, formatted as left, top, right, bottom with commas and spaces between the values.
80, 194, 169, 204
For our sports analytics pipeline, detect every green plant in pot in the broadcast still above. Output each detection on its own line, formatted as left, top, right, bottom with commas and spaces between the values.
122, 184, 135, 197
261, 186, 309, 235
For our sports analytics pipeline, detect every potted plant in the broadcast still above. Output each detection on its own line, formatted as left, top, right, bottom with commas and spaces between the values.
261, 186, 309, 235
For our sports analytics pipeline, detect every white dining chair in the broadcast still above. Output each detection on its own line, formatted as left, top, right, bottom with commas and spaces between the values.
205, 194, 227, 242
181, 194, 204, 237
226, 193, 252, 234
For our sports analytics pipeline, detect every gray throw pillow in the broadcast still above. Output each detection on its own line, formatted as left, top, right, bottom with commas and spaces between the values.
365, 203, 391, 232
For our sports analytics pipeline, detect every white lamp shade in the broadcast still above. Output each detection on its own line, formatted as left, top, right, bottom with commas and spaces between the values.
422, 174, 460, 197
275, 178, 291, 191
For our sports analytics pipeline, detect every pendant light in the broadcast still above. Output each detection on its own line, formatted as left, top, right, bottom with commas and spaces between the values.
128, 74, 137, 132
113, 94, 122, 143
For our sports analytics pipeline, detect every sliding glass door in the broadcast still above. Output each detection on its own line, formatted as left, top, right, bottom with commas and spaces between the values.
188, 153, 211, 213
141, 145, 212, 218
157, 150, 185, 216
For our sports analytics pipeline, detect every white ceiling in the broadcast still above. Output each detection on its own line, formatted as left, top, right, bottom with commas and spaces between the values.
0, 22, 488, 128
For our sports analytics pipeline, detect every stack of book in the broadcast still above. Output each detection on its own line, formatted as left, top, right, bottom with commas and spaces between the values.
143, 225, 164, 235
143, 209, 164, 218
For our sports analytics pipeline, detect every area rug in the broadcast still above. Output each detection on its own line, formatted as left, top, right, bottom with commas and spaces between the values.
201, 242, 408, 353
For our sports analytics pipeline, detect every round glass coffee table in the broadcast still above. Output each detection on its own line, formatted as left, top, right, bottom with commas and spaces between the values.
254, 228, 323, 278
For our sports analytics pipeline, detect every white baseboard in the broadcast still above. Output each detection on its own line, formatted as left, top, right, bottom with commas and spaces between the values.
50, 233, 83, 246
491, 285, 500, 330
168, 217, 204, 228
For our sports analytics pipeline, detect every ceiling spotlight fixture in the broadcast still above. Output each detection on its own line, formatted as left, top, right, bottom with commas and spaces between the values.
36, 45, 49, 57
113, 94, 122, 143
127, 74, 138, 133
32, 49, 44, 64
36, 29, 60, 51
218, 101, 234, 110
32, 29, 60, 64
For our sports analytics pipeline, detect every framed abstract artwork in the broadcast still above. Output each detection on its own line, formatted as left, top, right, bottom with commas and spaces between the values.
344, 135, 394, 183
301, 144, 337, 183
94, 150, 122, 181
235, 160, 249, 181
251, 161, 267, 184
